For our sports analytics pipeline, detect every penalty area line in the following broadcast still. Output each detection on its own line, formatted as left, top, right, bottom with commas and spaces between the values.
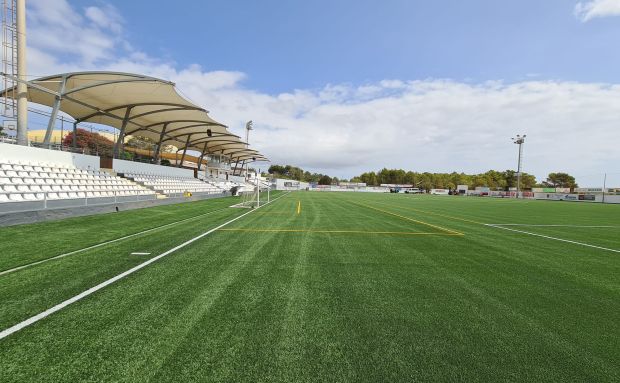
487, 224, 620, 228
0, 192, 290, 341
485, 224, 620, 254
218, 228, 463, 236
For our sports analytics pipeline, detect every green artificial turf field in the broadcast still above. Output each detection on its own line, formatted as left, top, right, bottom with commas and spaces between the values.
0, 191, 619, 382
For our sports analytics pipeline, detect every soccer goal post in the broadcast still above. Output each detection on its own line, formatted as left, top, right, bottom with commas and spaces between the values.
230, 175, 271, 209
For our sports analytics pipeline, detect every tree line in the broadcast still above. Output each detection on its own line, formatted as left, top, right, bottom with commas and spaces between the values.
267, 165, 338, 185
268, 164, 578, 190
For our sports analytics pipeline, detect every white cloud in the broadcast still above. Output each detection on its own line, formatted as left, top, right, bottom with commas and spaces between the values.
26, 0, 126, 72
84, 5, 123, 34
19, 1, 620, 184
575, 0, 620, 22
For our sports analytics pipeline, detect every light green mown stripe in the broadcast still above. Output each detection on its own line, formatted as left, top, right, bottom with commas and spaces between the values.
373, 200, 486, 225
349, 200, 464, 235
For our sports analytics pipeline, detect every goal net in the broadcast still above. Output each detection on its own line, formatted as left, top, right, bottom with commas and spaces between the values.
231, 184, 260, 209
230, 179, 271, 209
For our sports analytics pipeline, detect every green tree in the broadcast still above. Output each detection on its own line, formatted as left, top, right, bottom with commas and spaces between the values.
350, 176, 363, 183
318, 175, 332, 185
544, 172, 577, 188
268, 165, 286, 175
520, 173, 537, 189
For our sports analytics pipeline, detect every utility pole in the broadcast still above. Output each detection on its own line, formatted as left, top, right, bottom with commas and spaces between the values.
15, 0, 27, 146
511, 134, 526, 198
602, 173, 607, 204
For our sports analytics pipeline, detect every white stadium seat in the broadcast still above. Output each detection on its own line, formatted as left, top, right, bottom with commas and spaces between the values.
9, 193, 24, 201
0, 159, 159, 208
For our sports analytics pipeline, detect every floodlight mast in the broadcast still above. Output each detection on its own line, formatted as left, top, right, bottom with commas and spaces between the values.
511, 134, 526, 198
245, 120, 253, 181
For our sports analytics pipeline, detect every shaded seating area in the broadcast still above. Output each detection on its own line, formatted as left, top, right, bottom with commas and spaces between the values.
123, 172, 224, 195
0, 71, 269, 215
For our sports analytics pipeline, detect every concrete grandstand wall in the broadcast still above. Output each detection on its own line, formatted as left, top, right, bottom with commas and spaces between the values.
310, 185, 387, 192
0, 142, 100, 169
533, 192, 620, 204
112, 159, 194, 178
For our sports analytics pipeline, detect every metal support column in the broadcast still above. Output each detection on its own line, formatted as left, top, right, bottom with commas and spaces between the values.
153, 122, 168, 164
197, 142, 208, 171
113, 107, 132, 159
232, 159, 240, 175
178, 134, 191, 167
15, 0, 27, 146
72, 120, 78, 148
43, 75, 67, 147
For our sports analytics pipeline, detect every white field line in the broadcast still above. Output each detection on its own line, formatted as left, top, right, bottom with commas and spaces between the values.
487, 224, 620, 228
0, 206, 233, 276
130, 252, 151, 255
0, 191, 290, 340
485, 224, 620, 254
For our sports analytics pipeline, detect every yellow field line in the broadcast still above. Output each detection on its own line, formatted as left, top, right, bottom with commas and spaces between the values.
218, 228, 463, 236
374, 202, 485, 225
351, 201, 464, 235
297, 200, 301, 215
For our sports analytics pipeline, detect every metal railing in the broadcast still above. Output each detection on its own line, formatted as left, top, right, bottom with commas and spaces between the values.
0, 190, 157, 214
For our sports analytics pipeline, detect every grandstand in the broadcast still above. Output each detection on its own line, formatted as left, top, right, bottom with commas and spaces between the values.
123, 172, 224, 195
0, 70, 268, 218
0, 159, 154, 205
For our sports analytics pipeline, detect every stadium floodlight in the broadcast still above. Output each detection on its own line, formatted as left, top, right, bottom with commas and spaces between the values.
244, 120, 253, 181
245, 120, 253, 146
511, 134, 526, 198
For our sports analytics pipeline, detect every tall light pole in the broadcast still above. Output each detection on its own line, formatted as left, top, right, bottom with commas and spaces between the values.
245, 120, 253, 181
245, 120, 253, 149
511, 134, 526, 198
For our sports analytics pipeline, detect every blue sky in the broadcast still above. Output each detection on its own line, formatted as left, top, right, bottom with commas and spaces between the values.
20, 0, 620, 184
110, 0, 620, 92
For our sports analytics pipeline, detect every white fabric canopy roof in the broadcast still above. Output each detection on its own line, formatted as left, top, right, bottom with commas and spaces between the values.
4, 71, 268, 161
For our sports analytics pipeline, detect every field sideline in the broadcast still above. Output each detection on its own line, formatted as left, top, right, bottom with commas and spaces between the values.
0, 191, 619, 382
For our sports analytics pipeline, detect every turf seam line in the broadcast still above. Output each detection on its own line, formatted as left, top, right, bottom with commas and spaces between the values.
486, 224, 620, 254
0, 191, 290, 340
0, 206, 233, 277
